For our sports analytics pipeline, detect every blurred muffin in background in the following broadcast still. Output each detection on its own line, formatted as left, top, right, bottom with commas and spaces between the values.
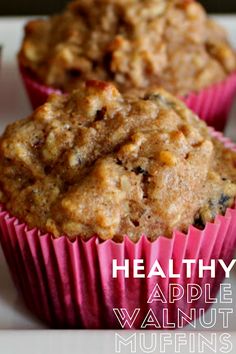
19, 0, 236, 95
18, 0, 236, 129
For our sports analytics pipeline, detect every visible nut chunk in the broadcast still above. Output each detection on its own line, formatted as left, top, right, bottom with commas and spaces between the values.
159, 150, 177, 166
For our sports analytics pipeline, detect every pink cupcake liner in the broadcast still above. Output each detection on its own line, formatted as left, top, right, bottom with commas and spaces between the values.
19, 64, 236, 132
19, 66, 62, 109
0, 132, 236, 329
181, 72, 236, 131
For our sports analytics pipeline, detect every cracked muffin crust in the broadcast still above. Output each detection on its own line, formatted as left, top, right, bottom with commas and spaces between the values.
0, 81, 236, 242
19, 0, 236, 96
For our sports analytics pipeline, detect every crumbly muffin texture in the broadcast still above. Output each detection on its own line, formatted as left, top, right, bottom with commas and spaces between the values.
19, 0, 236, 96
0, 81, 236, 241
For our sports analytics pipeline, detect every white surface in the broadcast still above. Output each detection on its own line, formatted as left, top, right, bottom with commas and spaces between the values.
0, 15, 236, 354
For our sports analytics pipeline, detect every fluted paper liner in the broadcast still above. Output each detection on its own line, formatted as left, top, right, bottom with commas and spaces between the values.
19, 66, 62, 109
0, 132, 236, 329
182, 73, 236, 131
19, 65, 236, 131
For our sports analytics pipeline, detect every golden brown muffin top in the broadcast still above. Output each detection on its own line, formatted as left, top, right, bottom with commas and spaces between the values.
19, 0, 236, 96
0, 81, 236, 241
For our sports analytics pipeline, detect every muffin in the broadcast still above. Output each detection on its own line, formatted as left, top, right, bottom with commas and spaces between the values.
0, 82, 236, 328
18, 0, 236, 129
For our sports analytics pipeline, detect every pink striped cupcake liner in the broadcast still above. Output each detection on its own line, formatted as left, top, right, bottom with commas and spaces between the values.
19, 66, 62, 109
182, 72, 236, 131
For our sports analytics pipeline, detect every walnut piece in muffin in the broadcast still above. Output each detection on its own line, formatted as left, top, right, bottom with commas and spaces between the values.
0, 81, 236, 241
19, 0, 236, 96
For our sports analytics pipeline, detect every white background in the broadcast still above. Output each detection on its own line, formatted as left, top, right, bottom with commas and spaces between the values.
0, 16, 236, 354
